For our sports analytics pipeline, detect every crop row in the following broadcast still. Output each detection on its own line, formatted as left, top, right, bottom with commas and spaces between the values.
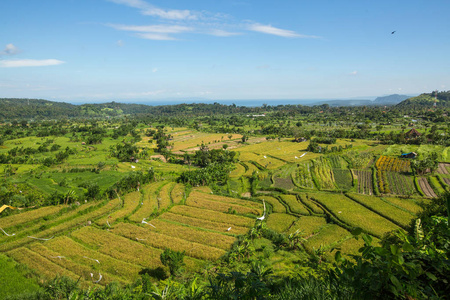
279, 195, 310, 215
303, 224, 351, 254
333, 169, 353, 190
380, 196, 422, 215
7, 247, 84, 283
328, 236, 366, 260
229, 163, 246, 178
266, 213, 298, 232
0, 202, 106, 250
385, 172, 416, 195
256, 196, 286, 213
418, 177, 437, 198
242, 162, 260, 177
158, 182, 174, 210
170, 183, 186, 204
171, 133, 241, 152
71, 226, 199, 271
293, 162, 315, 189
311, 157, 335, 190
253, 154, 286, 170
287, 216, 327, 237
128, 181, 165, 223
0, 200, 114, 250
186, 194, 261, 216
375, 156, 410, 173
189, 191, 262, 209
0, 206, 63, 230
327, 155, 348, 169
143, 219, 236, 250
169, 205, 254, 227
354, 170, 373, 195
111, 222, 226, 261
298, 194, 324, 215
309, 193, 400, 238
346, 193, 415, 228
27, 242, 126, 285
192, 186, 213, 194
44, 236, 141, 282
159, 212, 249, 235
96, 191, 141, 226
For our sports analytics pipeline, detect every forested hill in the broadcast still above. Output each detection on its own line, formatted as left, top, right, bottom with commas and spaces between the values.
0, 98, 156, 120
0, 98, 305, 120
1, 91, 449, 120
396, 91, 450, 109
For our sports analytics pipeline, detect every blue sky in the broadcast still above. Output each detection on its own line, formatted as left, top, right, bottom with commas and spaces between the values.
1, 0, 449, 103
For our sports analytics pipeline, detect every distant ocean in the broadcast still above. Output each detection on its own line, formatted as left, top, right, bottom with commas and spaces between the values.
126, 99, 323, 107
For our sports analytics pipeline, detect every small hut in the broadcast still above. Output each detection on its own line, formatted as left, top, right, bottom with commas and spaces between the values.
405, 128, 421, 139
400, 152, 417, 159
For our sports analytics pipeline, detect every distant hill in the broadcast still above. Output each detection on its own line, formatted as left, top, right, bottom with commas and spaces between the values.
0, 98, 156, 120
396, 91, 450, 108
313, 94, 411, 107
313, 99, 373, 107
372, 94, 410, 105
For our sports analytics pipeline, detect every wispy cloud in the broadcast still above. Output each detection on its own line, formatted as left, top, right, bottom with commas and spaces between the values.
0, 59, 65, 68
107, 0, 198, 20
135, 33, 177, 40
109, 24, 193, 40
110, 24, 193, 33
143, 7, 198, 20
207, 29, 241, 37
247, 23, 318, 38
0, 44, 21, 56
106, 0, 319, 40
349, 70, 358, 75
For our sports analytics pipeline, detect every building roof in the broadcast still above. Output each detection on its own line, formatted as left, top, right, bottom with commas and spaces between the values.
405, 128, 421, 137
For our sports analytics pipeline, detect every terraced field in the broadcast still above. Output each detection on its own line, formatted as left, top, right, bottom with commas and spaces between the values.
353, 169, 373, 195
418, 177, 438, 198
309, 193, 400, 238
0, 132, 436, 289
0, 186, 261, 285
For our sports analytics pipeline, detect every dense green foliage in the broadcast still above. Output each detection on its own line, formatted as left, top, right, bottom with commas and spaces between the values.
1, 94, 450, 299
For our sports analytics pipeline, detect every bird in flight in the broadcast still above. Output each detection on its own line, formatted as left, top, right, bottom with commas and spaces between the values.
391, 31, 396, 34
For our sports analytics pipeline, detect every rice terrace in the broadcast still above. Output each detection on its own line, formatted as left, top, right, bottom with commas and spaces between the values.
1, 94, 450, 299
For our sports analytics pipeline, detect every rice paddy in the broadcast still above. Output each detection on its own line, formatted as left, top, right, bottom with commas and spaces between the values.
0, 130, 437, 290
309, 193, 401, 238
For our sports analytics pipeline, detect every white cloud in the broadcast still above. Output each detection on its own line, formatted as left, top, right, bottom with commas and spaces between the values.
142, 8, 198, 20
349, 70, 358, 75
107, 0, 198, 20
152, 68, 158, 73
117, 40, 124, 47
109, 24, 193, 40
1, 44, 20, 55
106, 1, 319, 40
207, 29, 241, 37
247, 23, 319, 38
134, 33, 177, 40
110, 24, 193, 33
0, 59, 65, 68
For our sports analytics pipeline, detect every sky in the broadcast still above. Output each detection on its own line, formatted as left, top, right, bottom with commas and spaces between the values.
1, 0, 449, 104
